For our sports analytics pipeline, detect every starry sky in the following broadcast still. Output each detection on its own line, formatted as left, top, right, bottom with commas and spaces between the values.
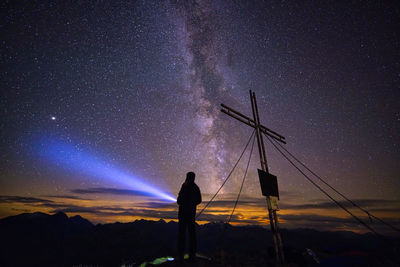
1, 0, 399, 234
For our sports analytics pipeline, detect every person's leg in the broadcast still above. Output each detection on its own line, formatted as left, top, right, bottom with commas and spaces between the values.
188, 219, 196, 261
178, 219, 186, 261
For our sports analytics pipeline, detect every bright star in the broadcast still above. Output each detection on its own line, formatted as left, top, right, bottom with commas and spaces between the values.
51, 116, 56, 120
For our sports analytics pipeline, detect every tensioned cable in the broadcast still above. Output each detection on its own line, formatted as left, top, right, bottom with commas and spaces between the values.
269, 137, 400, 234
196, 129, 256, 219
263, 133, 389, 243
226, 132, 256, 224
219, 133, 256, 248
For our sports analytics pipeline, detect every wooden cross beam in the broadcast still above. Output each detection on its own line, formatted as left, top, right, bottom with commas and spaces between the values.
221, 103, 286, 144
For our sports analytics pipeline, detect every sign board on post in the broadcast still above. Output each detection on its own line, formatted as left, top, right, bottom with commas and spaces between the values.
269, 196, 279, 210
258, 169, 279, 199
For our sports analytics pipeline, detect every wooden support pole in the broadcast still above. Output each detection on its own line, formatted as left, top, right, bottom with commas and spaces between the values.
249, 91, 282, 264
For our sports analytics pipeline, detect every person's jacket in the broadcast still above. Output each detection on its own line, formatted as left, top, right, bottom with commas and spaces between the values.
177, 181, 201, 219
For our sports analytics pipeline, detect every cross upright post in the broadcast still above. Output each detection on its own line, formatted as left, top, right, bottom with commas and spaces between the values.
221, 90, 285, 264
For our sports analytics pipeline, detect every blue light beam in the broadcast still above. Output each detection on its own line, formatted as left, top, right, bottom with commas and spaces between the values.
34, 138, 176, 202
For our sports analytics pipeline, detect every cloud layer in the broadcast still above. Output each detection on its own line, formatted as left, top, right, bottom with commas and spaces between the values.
1, 188, 399, 236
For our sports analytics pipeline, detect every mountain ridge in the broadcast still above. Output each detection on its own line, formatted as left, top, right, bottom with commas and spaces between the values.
0, 212, 398, 266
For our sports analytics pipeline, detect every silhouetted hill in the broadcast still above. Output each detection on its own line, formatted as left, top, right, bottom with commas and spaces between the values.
69, 214, 95, 231
0, 212, 95, 266
0, 212, 398, 266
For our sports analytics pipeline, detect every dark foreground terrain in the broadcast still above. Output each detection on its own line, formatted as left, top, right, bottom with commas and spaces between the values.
0, 212, 399, 266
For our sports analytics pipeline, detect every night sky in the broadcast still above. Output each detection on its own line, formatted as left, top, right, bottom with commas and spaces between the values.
1, 0, 399, 234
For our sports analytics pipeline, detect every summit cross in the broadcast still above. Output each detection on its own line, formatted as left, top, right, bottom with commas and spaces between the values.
221, 90, 286, 264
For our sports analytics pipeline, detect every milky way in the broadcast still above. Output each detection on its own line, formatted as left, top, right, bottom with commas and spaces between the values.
176, 1, 241, 192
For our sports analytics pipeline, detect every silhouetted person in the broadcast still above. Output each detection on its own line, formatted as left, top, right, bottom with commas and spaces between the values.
177, 171, 202, 262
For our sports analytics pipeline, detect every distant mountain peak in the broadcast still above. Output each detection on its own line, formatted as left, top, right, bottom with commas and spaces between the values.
69, 214, 94, 228
53, 211, 68, 220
